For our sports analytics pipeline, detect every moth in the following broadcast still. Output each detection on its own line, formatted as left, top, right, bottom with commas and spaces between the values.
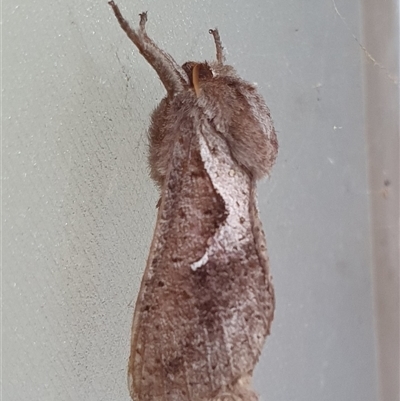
109, 3, 278, 401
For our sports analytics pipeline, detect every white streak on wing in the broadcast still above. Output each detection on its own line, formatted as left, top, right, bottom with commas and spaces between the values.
195, 123, 255, 379
196, 125, 251, 266
190, 252, 209, 271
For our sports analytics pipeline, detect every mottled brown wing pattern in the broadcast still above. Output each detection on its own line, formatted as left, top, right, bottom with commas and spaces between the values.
128, 118, 274, 401
129, 122, 226, 400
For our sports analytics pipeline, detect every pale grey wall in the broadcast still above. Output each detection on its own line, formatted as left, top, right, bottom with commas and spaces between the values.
3, 1, 398, 401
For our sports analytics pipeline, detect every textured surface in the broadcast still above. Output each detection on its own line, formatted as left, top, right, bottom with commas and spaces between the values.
4, 0, 397, 401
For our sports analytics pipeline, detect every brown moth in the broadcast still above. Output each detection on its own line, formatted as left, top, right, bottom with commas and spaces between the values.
109, 3, 278, 401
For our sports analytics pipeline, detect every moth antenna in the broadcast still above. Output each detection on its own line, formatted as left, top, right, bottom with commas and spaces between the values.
209, 28, 225, 65
109, 1, 188, 95
139, 11, 148, 30
192, 64, 201, 97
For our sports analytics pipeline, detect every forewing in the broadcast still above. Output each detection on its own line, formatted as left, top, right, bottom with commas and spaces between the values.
128, 122, 274, 401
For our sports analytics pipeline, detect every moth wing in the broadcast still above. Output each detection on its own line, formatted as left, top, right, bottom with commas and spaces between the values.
128, 124, 274, 401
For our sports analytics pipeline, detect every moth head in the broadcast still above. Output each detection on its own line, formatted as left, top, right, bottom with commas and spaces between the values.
181, 62, 213, 97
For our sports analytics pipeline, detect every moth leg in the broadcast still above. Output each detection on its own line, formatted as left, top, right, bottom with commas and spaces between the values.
209, 28, 225, 65
109, 1, 188, 95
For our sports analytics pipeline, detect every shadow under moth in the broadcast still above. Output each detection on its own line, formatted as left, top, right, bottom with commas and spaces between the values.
109, 3, 278, 401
